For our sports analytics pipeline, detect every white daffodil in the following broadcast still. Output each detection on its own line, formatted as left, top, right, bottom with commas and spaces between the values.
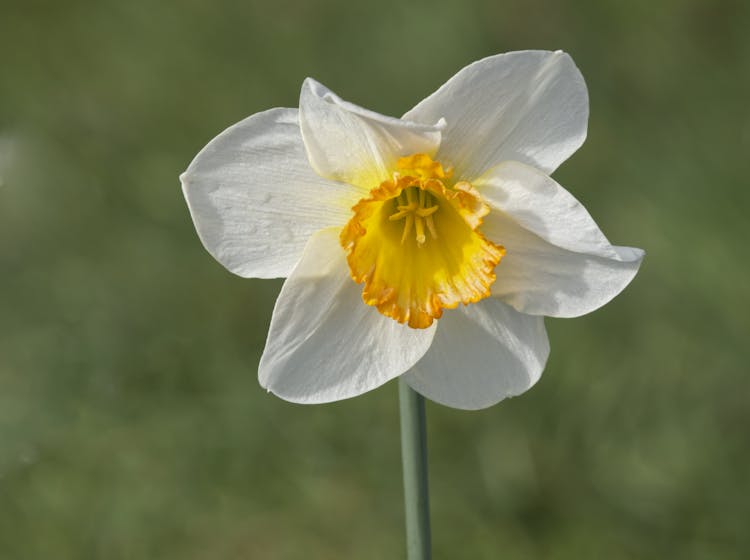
181, 50, 644, 410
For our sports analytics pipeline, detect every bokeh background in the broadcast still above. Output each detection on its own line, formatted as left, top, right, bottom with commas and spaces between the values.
1, 0, 749, 558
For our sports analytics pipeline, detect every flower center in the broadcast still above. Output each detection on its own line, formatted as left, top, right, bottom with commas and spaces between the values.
340, 153, 505, 329
388, 186, 439, 246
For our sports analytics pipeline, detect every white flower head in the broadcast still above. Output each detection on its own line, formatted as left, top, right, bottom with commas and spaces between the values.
181, 50, 644, 410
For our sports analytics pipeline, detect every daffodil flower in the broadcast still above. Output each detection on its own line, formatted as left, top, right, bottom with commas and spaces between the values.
181, 50, 644, 410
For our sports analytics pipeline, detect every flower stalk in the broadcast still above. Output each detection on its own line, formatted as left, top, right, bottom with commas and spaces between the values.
399, 378, 432, 560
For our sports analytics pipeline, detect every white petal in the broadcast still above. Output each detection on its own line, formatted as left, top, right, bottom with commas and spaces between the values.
403, 299, 549, 410
476, 160, 622, 256
181, 108, 358, 279
478, 162, 644, 317
404, 50, 588, 179
259, 228, 436, 404
299, 78, 444, 189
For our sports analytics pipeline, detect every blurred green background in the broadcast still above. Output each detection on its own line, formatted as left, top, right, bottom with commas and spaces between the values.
1, 0, 748, 558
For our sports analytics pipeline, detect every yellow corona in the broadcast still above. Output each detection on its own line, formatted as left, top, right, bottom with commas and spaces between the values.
341, 154, 505, 329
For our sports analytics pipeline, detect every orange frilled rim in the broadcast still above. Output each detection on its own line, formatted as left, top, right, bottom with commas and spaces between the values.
340, 154, 505, 329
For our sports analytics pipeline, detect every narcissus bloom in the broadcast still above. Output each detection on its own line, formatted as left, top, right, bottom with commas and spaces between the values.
181, 50, 643, 410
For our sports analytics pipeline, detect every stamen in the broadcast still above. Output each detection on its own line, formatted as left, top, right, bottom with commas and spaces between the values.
416, 205, 438, 217
401, 214, 414, 245
406, 187, 415, 205
425, 214, 438, 239
389, 209, 412, 221
389, 185, 441, 246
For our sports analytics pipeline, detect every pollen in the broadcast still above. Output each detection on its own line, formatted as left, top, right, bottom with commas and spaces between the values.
340, 153, 505, 329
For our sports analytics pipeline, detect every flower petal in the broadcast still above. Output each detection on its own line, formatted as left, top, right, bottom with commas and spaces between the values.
299, 78, 444, 190
404, 50, 588, 179
259, 227, 437, 404
403, 299, 549, 410
181, 108, 357, 279
477, 162, 644, 317
477, 161, 621, 256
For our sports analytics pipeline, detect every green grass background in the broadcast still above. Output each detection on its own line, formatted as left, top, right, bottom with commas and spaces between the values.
1, 0, 748, 558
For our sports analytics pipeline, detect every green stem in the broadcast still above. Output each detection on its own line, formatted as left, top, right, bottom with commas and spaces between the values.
398, 378, 432, 560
